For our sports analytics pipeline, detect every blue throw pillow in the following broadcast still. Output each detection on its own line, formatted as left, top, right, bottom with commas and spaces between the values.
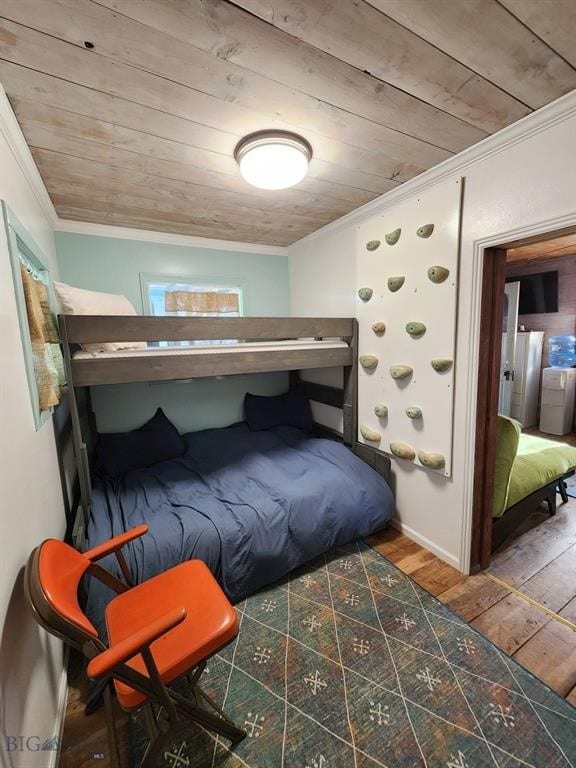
96, 408, 186, 477
244, 389, 313, 432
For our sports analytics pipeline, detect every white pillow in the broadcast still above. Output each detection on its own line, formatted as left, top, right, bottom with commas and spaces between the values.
54, 282, 147, 353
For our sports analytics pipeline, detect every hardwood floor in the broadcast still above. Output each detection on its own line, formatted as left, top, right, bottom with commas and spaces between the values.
58, 497, 576, 767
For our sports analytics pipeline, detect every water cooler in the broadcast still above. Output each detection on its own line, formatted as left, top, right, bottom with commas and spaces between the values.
539, 367, 576, 435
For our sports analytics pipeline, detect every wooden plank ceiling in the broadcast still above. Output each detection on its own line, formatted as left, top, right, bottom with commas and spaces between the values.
506, 233, 576, 263
1, 0, 575, 246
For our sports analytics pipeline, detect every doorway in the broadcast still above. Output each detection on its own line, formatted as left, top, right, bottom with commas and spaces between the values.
471, 229, 576, 571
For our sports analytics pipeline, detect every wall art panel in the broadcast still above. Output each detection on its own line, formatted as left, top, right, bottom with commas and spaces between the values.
356, 177, 462, 477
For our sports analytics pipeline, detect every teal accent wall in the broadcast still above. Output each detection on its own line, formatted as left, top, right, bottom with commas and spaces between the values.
55, 232, 290, 433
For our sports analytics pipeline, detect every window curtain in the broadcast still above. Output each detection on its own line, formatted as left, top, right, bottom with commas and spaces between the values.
164, 290, 239, 314
20, 263, 65, 411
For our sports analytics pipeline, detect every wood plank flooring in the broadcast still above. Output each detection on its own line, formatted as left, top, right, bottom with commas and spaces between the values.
58, 497, 576, 767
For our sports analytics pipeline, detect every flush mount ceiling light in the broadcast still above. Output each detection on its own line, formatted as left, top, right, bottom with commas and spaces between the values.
234, 131, 312, 190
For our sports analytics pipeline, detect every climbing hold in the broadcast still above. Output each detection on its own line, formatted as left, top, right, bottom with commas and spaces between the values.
366, 240, 381, 251
371, 321, 386, 335
387, 276, 405, 292
431, 359, 453, 373
417, 224, 434, 239
406, 406, 422, 419
406, 321, 426, 338
360, 355, 378, 370
427, 265, 450, 284
390, 365, 413, 380
385, 228, 401, 245
358, 287, 373, 301
361, 425, 381, 442
418, 451, 445, 470
390, 442, 416, 461
374, 404, 388, 418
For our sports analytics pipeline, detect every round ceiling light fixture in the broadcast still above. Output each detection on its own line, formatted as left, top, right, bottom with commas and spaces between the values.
234, 130, 312, 190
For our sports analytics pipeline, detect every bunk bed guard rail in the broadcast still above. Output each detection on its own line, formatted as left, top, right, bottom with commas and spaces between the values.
59, 315, 356, 386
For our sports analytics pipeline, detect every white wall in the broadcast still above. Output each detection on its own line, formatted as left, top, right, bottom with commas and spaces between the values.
0, 92, 66, 767
290, 92, 576, 571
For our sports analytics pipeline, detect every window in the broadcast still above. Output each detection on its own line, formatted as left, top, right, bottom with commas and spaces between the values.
140, 274, 244, 347
2, 202, 64, 429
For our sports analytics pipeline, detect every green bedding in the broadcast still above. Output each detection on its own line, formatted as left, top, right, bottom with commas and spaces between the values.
493, 415, 576, 518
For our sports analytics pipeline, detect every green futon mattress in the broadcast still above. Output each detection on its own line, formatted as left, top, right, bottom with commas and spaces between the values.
506, 434, 576, 512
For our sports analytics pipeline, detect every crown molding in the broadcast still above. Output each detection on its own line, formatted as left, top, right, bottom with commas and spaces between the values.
54, 219, 288, 256
288, 88, 576, 251
0, 84, 57, 227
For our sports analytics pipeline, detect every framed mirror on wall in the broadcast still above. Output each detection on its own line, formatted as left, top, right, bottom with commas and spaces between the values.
2, 201, 64, 430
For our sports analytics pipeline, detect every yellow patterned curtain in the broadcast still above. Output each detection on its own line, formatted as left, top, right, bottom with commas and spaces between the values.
20, 263, 65, 411
164, 290, 239, 314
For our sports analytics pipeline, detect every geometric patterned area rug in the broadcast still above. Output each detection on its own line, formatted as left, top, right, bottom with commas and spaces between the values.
131, 541, 576, 767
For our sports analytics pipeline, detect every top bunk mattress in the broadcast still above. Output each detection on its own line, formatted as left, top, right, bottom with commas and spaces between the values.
73, 339, 348, 359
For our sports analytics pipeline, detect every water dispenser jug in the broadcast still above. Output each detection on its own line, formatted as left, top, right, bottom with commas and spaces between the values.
548, 335, 576, 368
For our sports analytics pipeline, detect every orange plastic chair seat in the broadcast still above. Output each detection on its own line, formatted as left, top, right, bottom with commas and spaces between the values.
105, 560, 238, 709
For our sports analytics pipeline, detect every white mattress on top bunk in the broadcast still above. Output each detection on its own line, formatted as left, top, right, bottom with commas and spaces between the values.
73, 339, 348, 359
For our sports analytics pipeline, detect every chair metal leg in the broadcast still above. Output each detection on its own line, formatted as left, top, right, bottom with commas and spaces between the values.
140, 723, 172, 768
170, 688, 246, 743
103, 682, 122, 768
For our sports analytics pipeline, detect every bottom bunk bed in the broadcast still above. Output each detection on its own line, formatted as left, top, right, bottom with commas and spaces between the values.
55, 311, 394, 638
85, 418, 394, 636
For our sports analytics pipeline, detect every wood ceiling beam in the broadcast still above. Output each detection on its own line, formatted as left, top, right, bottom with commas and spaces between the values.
96, 0, 487, 153
497, 0, 576, 69
0, 7, 451, 172
55, 205, 298, 245
231, 0, 531, 132
366, 0, 576, 108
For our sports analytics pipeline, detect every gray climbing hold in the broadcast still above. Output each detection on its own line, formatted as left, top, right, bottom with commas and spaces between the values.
360, 355, 378, 370
390, 441, 416, 461
358, 287, 373, 302
417, 224, 434, 238
418, 451, 445, 470
431, 358, 453, 373
427, 265, 450, 284
406, 406, 422, 419
371, 321, 386, 335
390, 365, 413, 380
387, 276, 405, 292
385, 228, 401, 245
366, 240, 381, 251
406, 321, 426, 338
361, 425, 381, 442
374, 404, 388, 418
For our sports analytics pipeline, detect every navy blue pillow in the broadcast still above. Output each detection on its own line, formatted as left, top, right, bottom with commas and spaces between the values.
96, 408, 186, 477
244, 389, 313, 432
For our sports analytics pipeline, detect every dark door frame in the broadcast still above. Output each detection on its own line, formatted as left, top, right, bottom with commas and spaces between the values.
470, 247, 508, 570
470, 225, 576, 571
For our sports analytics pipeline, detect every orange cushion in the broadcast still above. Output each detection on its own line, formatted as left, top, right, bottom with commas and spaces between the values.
105, 560, 238, 709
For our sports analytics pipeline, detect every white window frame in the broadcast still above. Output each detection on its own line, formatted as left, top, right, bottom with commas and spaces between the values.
139, 273, 246, 347
2, 201, 55, 430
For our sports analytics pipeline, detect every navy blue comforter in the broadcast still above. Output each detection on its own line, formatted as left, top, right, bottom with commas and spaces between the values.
85, 423, 394, 631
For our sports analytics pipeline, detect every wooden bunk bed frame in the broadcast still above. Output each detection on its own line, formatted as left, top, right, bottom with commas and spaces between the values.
59, 314, 391, 547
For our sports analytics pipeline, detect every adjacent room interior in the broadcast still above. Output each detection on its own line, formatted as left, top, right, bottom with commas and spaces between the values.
1, 2, 575, 768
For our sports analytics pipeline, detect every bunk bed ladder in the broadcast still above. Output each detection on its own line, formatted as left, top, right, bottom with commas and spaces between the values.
59, 316, 92, 549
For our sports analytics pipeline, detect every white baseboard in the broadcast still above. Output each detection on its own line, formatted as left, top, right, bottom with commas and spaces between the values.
390, 517, 463, 572
49, 649, 69, 768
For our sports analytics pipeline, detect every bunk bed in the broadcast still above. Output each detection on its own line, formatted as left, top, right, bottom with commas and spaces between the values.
58, 314, 394, 622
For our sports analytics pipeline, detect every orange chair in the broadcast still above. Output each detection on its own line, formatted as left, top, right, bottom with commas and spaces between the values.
25, 525, 246, 768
